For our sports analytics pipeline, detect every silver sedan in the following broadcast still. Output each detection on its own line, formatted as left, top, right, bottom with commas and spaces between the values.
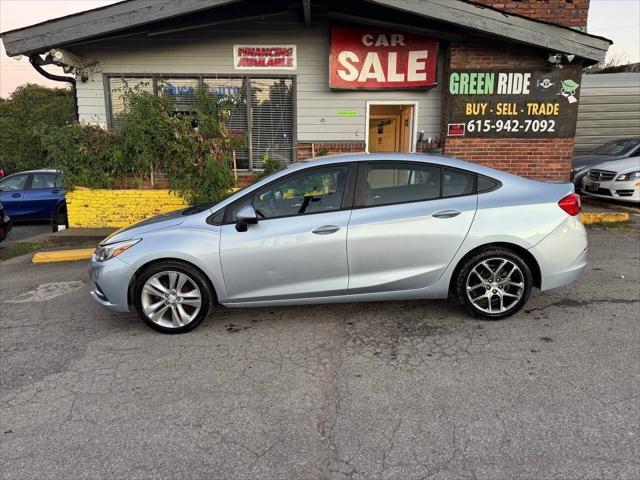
89, 153, 587, 333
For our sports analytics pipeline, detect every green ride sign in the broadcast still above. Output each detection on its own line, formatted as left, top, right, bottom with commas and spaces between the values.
445, 66, 582, 138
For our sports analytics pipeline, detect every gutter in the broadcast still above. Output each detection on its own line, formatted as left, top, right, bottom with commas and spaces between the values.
28, 54, 78, 122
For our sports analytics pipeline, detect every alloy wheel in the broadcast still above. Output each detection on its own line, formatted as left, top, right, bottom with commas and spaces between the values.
465, 257, 525, 315
141, 271, 202, 328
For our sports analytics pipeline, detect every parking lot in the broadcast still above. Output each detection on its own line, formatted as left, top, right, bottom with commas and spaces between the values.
0, 226, 638, 480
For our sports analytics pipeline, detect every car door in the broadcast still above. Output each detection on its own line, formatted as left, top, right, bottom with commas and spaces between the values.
347, 161, 477, 293
0, 173, 30, 218
219, 163, 356, 302
22, 172, 63, 219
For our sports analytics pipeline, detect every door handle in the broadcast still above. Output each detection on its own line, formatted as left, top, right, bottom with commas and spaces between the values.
433, 209, 461, 219
51, 189, 60, 194
11, 193, 21, 198
312, 225, 341, 235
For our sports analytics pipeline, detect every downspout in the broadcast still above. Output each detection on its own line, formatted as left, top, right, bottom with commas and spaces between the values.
28, 54, 79, 122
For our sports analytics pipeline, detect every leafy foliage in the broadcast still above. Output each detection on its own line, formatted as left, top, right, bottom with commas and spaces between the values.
256, 153, 285, 180
0, 84, 75, 173
39, 82, 243, 204
40, 123, 123, 189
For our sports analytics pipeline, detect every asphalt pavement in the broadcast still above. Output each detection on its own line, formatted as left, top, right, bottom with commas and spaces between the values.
0, 227, 638, 480
1, 221, 50, 247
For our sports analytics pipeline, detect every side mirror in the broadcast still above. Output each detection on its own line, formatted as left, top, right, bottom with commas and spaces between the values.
235, 205, 258, 232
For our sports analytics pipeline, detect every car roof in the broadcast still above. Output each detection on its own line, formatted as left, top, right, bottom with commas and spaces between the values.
3, 169, 59, 175
292, 152, 510, 178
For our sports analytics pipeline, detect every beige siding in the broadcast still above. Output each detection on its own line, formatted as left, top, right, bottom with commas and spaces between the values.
74, 14, 442, 142
574, 72, 640, 154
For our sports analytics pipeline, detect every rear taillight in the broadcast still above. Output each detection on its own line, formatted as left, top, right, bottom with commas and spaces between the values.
558, 193, 581, 216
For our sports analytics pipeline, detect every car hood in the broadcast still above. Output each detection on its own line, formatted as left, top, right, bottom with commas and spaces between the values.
100, 208, 190, 245
589, 157, 640, 173
572, 154, 623, 168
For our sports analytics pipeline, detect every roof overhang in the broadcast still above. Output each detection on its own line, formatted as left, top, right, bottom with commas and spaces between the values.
367, 0, 611, 63
1, 0, 239, 57
1, 0, 611, 63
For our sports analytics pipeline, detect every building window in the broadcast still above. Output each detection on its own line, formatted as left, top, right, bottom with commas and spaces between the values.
107, 75, 295, 171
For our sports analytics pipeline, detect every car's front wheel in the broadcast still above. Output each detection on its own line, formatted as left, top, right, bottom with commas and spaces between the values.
133, 261, 213, 333
455, 248, 533, 319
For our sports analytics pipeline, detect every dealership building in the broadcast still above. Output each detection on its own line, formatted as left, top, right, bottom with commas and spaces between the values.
2, 0, 610, 181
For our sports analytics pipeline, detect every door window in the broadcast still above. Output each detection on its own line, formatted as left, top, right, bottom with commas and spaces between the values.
0, 174, 28, 192
30, 173, 57, 189
252, 165, 350, 219
364, 163, 440, 206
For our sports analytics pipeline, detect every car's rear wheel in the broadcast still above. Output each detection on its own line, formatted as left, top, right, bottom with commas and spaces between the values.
134, 261, 213, 333
455, 248, 532, 320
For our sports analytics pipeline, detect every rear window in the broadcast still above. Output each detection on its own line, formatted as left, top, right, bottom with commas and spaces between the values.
443, 169, 474, 197
477, 176, 500, 193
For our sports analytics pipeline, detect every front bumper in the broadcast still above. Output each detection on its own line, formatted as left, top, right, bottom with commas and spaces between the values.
88, 256, 133, 312
581, 177, 640, 203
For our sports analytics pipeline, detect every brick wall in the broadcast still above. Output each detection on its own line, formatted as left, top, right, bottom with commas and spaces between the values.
297, 142, 365, 161
66, 188, 188, 228
468, 0, 589, 28
443, 39, 577, 181
445, 138, 574, 179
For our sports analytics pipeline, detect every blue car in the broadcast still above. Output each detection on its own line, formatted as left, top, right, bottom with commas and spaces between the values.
0, 169, 66, 221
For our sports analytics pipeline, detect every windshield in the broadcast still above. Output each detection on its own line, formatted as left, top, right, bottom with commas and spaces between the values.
590, 139, 639, 156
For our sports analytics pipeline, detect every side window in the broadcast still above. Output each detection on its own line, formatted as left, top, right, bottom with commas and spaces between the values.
442, 169, 475, 197
364, 163, 440, 206
252, 165, 350, 219
226, 165, 351, 222
0, 174, 28, 192
30, 173, 56, 189
477, 175, 500, 193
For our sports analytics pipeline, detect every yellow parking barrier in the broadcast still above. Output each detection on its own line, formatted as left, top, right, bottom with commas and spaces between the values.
32, 248, 94, 263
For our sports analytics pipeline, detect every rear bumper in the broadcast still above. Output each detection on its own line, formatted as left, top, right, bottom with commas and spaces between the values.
529, 216, 588, 291
88, 256, 132, 312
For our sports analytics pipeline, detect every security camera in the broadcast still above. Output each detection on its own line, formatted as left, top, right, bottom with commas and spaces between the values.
547, 53, 562, 65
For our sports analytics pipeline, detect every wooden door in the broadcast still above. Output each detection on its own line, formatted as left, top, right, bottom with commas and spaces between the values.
369, 117, 398, 152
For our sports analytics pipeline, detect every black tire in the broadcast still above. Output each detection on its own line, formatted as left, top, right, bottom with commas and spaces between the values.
133, 261, 214, 334
51, 202, 68, 232
455, 247, 533, 320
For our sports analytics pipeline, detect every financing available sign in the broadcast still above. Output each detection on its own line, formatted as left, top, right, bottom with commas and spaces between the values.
329, 26, 438, 90
234, 45, 297, 70
445, 66, 582, 138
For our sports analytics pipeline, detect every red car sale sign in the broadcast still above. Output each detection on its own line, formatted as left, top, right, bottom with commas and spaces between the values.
329, 26, 438, 90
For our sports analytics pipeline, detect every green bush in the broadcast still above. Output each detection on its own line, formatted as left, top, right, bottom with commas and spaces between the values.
256, 153, 285, 179
0, 84, 75, 172
39, 83, 243, 205
41, 123, 123, 189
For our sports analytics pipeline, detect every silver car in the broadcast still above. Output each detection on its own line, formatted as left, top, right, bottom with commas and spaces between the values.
89, 153, 587, 333
581, 156, 640, 203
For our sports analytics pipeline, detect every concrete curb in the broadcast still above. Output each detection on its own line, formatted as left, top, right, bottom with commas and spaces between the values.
32, 248, 94, 264
579, 212, 630, 225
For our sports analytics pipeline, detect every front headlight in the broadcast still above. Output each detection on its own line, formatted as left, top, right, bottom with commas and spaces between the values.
615, 171, 640, 181
94, 239, 141, 262
571, 166, 586, 174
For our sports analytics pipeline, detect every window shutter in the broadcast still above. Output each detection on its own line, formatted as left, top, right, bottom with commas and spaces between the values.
204, 77, 249, 170
109, 77, 153, 128
249, 78, 294, 170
